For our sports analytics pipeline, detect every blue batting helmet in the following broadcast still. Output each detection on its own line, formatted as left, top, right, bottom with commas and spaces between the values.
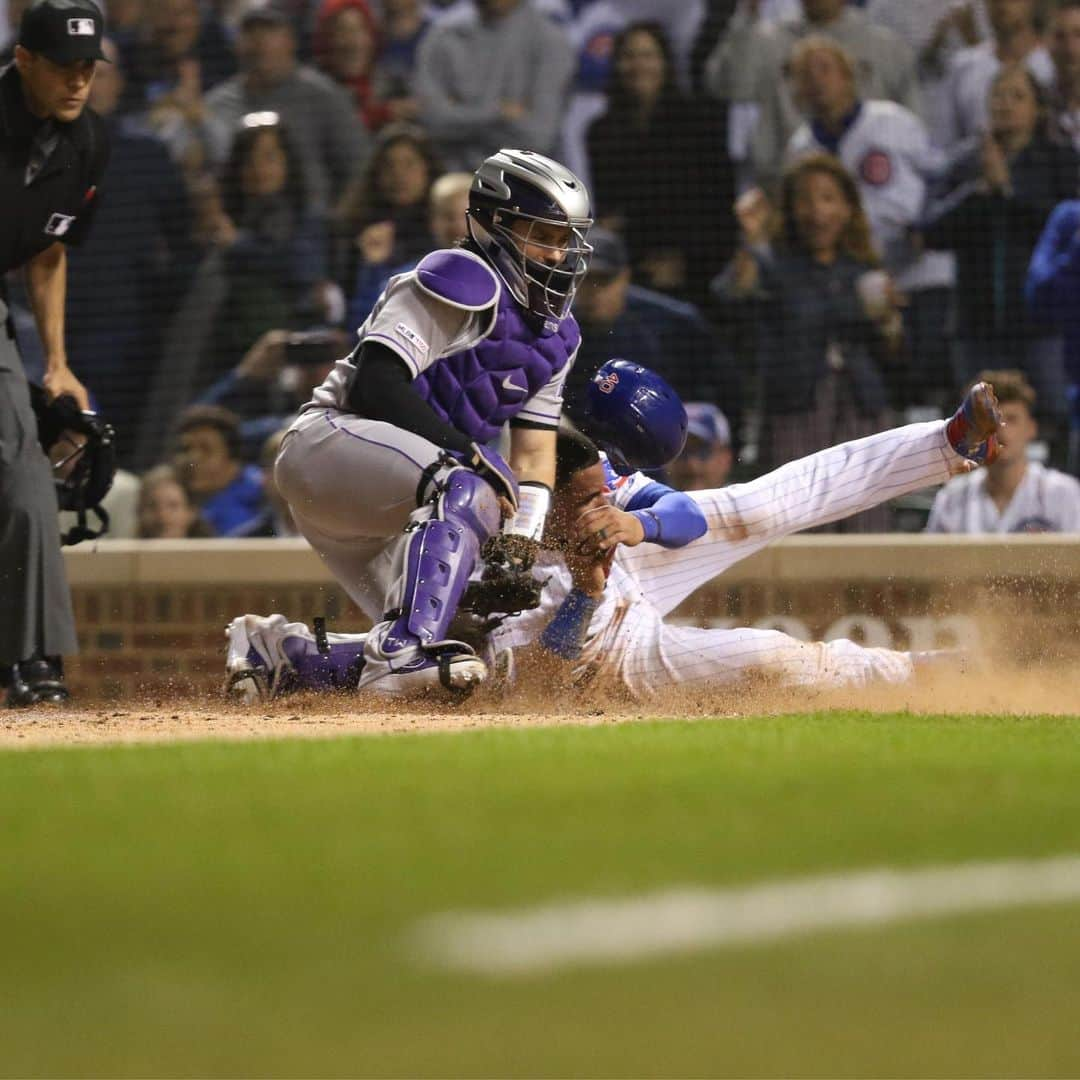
581, 359, 688, 475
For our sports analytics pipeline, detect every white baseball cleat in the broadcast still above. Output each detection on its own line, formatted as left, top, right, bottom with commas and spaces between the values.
224, 614, 300, 703
357, 628, 488, 698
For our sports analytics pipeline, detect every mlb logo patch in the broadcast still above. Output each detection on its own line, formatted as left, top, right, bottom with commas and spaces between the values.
44, 213, 76, 237
67, 17, 96, 35
394, 322, 429, 354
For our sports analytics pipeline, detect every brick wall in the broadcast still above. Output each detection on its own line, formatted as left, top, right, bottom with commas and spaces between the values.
63, 538, 1080, 701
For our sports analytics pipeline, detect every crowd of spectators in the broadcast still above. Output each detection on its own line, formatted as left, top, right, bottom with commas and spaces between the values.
5, 0, 1080, 538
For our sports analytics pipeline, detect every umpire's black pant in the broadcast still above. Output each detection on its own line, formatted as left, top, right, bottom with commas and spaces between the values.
0, 297, 77, 666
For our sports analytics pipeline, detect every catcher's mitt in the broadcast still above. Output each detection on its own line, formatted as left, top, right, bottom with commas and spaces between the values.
30, 385, 116, 545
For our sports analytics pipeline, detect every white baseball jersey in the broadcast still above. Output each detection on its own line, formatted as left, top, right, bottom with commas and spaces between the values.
787, 100, 953, 289
494, 420, 966, 700
927, 462, 1080, 534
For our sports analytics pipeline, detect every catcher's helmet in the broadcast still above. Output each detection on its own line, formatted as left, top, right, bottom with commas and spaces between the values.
467, 148, 593, 333
30, 385, 116, 545
581, 359, 688, 475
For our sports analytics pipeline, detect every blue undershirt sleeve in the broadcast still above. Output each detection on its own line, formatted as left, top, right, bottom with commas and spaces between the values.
624, 482, 708, 549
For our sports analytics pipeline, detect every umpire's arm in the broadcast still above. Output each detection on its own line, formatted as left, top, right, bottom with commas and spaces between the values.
26, 241, 89, 410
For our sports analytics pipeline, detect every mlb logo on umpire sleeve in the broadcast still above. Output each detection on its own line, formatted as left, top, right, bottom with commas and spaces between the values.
45, 213, 76, 237
68, 18, 96, 35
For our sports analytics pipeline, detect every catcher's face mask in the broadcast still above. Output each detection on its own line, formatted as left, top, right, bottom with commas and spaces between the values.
30, 385, 116, 545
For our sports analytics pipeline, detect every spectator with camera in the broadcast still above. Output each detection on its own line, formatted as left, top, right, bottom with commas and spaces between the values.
198, 327, 348, 459
927, 369, 1080, 531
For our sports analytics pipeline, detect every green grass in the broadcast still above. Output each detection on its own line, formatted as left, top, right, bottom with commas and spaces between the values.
3, 713, 1080, 1077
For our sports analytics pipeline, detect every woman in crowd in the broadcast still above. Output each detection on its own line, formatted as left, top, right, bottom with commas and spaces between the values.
334, 122, 442, 329
200, 113, 329, 388
136, 465, 215, 539
919, 65, 1079, 444
312, 0, 417, 131
586, 21, 733, 304
716, 154, 903, 528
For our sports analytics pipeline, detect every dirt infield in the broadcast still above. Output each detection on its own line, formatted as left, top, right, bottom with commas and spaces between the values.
2, 662, 1077, 748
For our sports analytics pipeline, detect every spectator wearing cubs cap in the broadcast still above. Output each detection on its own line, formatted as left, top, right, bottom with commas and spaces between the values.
0, 0, 111, 706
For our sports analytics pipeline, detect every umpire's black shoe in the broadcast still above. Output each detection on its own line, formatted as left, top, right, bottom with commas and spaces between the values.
5, 657, 69, 708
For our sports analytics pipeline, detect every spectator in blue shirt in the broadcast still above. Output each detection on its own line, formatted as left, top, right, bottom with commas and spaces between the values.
172, 406, 265, 536
1027, 199, 1080, 472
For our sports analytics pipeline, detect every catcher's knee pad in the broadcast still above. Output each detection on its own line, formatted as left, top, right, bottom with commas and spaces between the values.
392, 465, 502, 648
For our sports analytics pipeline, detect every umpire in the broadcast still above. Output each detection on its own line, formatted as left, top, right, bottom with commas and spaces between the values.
0, 0, 108, 706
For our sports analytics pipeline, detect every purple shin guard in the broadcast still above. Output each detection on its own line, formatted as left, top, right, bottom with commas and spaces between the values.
280, 635, 365, 692
383, 466, 502, 652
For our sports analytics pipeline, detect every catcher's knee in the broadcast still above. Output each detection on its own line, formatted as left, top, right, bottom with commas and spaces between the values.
422, 460, 502, 543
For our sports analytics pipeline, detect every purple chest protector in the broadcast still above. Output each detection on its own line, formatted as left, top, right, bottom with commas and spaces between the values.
411, 251, 581, 444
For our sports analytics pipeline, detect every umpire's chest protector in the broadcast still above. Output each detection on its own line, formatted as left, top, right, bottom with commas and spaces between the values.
0, 64, 107, 279
413, 285, 581, 444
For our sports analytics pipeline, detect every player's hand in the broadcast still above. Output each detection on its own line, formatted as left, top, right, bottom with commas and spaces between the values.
43, 365, 90, 412
573, 504, 645, 556
566, 547, 613, 599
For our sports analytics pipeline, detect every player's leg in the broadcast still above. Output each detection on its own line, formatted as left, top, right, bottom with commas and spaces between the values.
623, 417, 975, 617
619, 622, 915, 700
274, 411, 501, 695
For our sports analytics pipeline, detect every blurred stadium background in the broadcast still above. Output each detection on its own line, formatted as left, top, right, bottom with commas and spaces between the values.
3, 0, 1077, 543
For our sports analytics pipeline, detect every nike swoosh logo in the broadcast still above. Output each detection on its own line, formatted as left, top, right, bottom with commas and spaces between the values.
502, 374, 527, 394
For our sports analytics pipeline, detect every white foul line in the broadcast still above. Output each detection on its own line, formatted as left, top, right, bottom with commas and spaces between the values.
410, 855, 1080, 977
